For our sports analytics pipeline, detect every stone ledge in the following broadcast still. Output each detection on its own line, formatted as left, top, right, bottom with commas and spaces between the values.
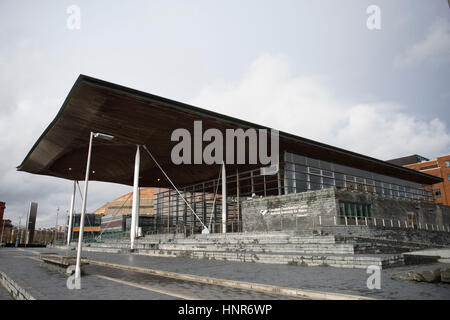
0, 269, 35, 300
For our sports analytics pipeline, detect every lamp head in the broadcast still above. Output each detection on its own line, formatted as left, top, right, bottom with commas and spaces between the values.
93, 132, 114, 141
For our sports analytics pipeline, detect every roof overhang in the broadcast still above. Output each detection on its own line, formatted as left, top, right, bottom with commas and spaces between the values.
17, 75, 442, 187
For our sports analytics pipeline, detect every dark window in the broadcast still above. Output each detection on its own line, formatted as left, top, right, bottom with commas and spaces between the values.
319, 160, 333, 171
420, 164, 438, 170
433, 189, 441, 198
335, 173, 345, 188
295, 172, 307, 181
339, 201, 372, 218
323, 177, 334, 186
323, 170, 333, 177
339, 202, 345, 216
296, 180, 308, 192
309, 175, 322, 190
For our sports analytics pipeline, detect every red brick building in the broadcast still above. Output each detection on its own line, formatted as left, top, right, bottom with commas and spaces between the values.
388, 155, 450, 206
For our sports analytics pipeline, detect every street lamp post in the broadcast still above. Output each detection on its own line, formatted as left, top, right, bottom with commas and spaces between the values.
74, 131, 114, 283
55, 207, 59, 244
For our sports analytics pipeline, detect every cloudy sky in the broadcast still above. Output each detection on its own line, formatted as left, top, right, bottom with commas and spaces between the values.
1, 1, 449, 228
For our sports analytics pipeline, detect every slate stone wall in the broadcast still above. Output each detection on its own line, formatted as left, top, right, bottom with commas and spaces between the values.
241, 188, 338, 232
241, 187, 450, 235
334, 189, 450, 228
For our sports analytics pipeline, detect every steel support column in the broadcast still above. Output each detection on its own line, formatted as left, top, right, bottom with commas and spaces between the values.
67, 180, 76, 246
130, 145, 140, 250
222, 162, 227, 233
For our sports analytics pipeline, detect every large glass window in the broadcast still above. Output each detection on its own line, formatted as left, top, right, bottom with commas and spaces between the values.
339, 201, 371, 218
309, 175, 322, 190
284, 152, 432, 201
335, 173, 345, 188
295, 172, 308, 192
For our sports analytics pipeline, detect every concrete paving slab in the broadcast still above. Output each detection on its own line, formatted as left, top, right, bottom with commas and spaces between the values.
0, 248, 304, 300
23, 246, 450, 300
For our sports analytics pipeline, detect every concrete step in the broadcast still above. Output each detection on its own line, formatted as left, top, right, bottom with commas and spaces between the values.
82, 241, 352, 254
141, 231, 325, 242
157, 243, 355, 254
136, 248, 404, 269
173, 237, 337, 245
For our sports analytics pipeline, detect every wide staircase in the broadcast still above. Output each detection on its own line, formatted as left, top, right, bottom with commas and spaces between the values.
66, 231, 442, 269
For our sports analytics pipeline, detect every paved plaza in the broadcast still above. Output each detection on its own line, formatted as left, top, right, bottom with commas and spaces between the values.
0, 247, 449, 300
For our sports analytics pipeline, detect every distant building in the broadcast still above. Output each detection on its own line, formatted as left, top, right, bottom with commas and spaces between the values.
0, 219, 11, 244
387, 155, 430, 167
93, 188, 162, 236
93, 188, 161, 216
388, 154, 450, 206
0, 201, 5, 232
70, 213, 102, 240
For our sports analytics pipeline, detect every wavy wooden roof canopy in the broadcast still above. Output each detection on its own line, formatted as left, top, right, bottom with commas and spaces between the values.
17, 75, 442, 187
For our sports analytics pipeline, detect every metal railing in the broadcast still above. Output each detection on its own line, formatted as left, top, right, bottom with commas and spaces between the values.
308, 214, 450, 233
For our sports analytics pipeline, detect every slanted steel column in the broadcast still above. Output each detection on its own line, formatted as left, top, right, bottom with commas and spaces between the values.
130, 145, 140, 250
222, 162, 227, 233
67, 180, 76, 246
75, 132, 94, 280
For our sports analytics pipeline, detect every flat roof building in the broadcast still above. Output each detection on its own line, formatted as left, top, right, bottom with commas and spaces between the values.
389, 154, 450, 206
18, 75, 448, 236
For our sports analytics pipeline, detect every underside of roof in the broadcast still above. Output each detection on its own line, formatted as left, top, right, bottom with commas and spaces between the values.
17, 75, 442, 187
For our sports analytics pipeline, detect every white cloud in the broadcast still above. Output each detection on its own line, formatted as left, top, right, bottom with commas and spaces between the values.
191, 53, 450, 160
0, 98, 131, 227
395, 17, 450, 67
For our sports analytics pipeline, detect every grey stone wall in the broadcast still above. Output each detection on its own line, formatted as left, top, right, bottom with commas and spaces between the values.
241, 188, 338, 232
322, 225, 450, 246
334, 189, 450, 228
241, 187, 450, 235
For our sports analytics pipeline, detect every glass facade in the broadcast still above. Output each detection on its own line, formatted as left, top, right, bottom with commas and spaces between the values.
283, 152, 432, 201
152, 150, 433, 235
